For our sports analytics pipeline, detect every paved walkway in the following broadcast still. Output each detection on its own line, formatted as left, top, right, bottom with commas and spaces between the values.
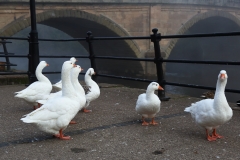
0, 84, 240, 160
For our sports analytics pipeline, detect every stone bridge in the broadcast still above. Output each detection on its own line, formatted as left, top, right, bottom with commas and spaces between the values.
0, 0, 240, 77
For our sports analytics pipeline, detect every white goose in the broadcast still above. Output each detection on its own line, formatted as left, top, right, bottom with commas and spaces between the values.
37, 65, 86, 124
15, 61, 52, 109
52, 57, 77, 91
68, 65, 86, 123
135, 82, 164, 126
21, 61, 80, 140
38, 57, 77, 105
184, 70, 233, 141
37, 66, 85, 107
81, 68, 100, 113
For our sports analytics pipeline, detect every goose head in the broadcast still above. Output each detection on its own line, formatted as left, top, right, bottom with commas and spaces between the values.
215, 70, 228, 93
218, 70, 228, 81
37, 61, 49, 69
87, 68, 95, 76
71, 65, 83, 76
62, 60, 76, 71
70, 57, 77, 64
147, 82, 164, 91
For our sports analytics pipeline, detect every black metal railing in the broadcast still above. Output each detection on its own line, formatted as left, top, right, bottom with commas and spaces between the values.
0, 39, 17, 71
1, 29, 240, 101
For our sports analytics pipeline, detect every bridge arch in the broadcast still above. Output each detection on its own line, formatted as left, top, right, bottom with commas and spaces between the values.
164, 10, 240, 59
0, 9, 141, 58
1, 9, 146, 83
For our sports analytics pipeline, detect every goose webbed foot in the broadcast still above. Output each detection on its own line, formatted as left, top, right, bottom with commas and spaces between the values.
149, 118, 158, 125
212, 129, 224, 139
82, 108, 92, 113
206, 129, 217, 141
207, 135, 217, 141
69, 120, 77, 124
141, 117, 149, 126
54, 129, 70, 140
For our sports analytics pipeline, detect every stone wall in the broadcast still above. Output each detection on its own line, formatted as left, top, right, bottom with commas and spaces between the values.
1, 2, 240, 54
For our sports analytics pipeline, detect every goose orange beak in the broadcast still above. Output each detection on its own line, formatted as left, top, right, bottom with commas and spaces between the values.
220, 74, 225, 79
73, 64, 77, 67
81, 68, 84, 71
46, 63, 49, 66
158, 85, 164, 90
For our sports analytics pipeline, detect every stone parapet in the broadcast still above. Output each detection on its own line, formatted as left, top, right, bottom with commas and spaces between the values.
1, 0, 240, 9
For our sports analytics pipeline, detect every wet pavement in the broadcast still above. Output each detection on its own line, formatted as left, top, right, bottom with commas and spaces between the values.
0, 84, 240, 160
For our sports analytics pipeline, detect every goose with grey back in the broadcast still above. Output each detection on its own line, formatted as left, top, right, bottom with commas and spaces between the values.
81, 68, 100, 113
184, 70, 232, 141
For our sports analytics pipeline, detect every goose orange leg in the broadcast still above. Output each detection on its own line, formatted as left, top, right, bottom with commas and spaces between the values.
82, 108, 92, 113
38, 103, 42, 108
33, 103, 42, 110
54, 129, 70, 140
212, 129, 224, 139
69, 120, 77, 124
149, 117, 158, 125
206, 129, 217, 141
141, 116, 149, 126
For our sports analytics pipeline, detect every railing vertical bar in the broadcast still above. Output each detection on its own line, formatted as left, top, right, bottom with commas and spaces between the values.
28, 0, 40, 84
151, 28, 170, 101
86, 31, 97, 81
2, 39, 10, 71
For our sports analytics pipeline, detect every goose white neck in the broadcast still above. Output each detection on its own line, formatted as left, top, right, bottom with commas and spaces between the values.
85, 74, 100, 91
215, 79, 227, 96
62, 67, 75, 98
71, 71, 85, 97
85, 74, 94, 84
85, 72, 92, 80
213, 78, 228, 107
35, 65, 50, 83
146, 88, 156, 98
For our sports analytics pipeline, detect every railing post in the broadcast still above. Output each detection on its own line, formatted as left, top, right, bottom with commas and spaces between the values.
2, 39, 10, 71
86, 31, 97, 81
151, 28, 170, 101
28, 0, 40, 84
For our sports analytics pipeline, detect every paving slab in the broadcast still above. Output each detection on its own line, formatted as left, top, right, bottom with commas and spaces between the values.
0, 84, 240, 160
